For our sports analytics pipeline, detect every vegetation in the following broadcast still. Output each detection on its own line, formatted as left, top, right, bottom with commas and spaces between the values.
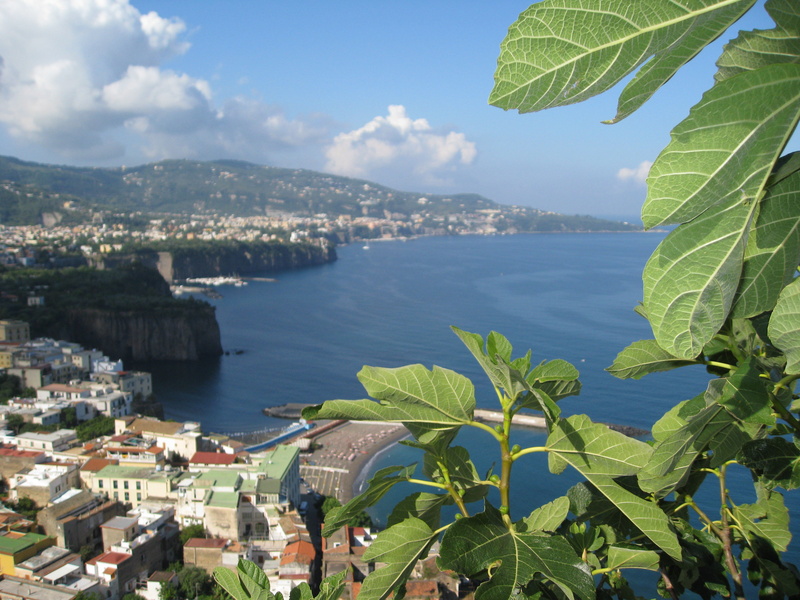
5, 497, 40, 521
289, 1, 799, 600
319, 495, 373, 529
0, 154, 638, 232
179, 523, 207, 545
76, 416, 116, 442
0, 375, 23, 404
0, 263, 214, 338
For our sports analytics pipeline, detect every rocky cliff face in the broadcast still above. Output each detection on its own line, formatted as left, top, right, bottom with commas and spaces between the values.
159, 241, 336, 282
66, 306, 223, 361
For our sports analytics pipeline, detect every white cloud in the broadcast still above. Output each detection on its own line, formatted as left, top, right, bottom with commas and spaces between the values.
617, 161, 652, 185
0, 0, 325, 164
325, 105, 477, 186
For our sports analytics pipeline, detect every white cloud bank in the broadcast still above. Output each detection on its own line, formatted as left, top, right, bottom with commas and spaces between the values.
0, 0, 324, 163
325, 105, 477, 186
617, 161, 652, 185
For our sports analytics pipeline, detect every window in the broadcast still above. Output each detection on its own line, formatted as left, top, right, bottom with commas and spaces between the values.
113, 492, 118, 500
113, 481, 118, 489
136, 481, 141, 490
124, 492, 129, 501
137, 493, 141, 501
98, 480, 104, 489
123, 481, 129, 490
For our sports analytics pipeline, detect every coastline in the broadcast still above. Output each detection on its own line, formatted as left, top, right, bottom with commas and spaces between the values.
298, 421, 410, 503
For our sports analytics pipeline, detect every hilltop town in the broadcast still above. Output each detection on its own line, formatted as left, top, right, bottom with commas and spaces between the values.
0, 319, 452, 600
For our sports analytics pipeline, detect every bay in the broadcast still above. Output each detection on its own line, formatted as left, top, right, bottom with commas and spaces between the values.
139, 232, 798, 570
144, 232, 708, 432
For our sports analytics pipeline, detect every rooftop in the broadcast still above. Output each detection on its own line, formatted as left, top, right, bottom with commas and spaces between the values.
87, 551, 130, 566
256, 445, 299, 480
0, 531, 49, 555
101, 516, 138, 530
189, 451, 236, 466
0, 576, 77, 600
184, 538, 228, 549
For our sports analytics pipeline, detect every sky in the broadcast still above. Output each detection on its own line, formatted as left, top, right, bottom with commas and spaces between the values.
0, 0, 787, 221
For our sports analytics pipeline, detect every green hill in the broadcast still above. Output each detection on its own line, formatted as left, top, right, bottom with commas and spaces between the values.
0, 155, 640, 232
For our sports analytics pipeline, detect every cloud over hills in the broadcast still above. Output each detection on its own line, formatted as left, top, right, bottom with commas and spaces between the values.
0, 0, 477, 192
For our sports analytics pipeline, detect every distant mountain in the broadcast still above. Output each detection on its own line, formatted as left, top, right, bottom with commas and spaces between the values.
0, 155, 640, 232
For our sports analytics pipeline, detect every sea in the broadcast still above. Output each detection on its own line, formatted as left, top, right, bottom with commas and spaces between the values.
136, 232, 799, 572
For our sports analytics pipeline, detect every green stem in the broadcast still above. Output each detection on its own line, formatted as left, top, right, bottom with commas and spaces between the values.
499, 408, 513, 528
701, 360, 737, 371
468, 419, 504, 442
510, 446, 547, 460
436, 460, 471, 518
718, 464, 745, 600
406, 478, 448, 491
769, 378, 800, 434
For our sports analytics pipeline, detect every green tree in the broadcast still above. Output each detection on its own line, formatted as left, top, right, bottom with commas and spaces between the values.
179, 523, 206, 545
179, 566, 213, 600
122, 594, 146, 600
5, 414, 24, 435
159, 581, 179, 600
76, 415, 115, 442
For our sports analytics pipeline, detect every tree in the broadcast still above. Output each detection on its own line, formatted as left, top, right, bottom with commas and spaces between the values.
5, 414, 24, 435
179, 523, 206, 545
219, 2, 800, 599
159, 581, 179, 600
179, 566, 213, 600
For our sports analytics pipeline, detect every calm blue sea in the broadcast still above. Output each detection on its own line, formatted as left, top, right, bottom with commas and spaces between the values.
138, 233, 798, 570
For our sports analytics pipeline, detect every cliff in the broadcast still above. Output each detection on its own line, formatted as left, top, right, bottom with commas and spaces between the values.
99, 240, 336, 283
65, 306, 223, 361
161, 240, 336, 282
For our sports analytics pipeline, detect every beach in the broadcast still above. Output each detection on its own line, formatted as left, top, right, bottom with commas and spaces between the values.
298, 421, 410, 503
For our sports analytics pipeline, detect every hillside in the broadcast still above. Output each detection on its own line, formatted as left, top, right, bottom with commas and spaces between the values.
0, 155, 639, 232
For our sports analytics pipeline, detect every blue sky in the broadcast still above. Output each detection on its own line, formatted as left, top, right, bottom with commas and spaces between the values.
0, 0, 785, 220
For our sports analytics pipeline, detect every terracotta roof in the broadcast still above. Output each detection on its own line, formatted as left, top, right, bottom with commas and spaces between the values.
88, 551, 130, 565
80, 457, 118, 472
184, 538, 227, 549
280, 539, 315, 566
189, 452, 236, 465
0, 448, 43, 458
405, 581, 438, 598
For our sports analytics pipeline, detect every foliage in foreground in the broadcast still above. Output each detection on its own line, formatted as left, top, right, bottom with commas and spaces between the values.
222, 1, 800, 599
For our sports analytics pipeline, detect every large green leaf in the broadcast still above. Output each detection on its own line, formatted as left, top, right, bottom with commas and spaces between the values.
489, 0, 754, 121
439, 504, 594, 600
643, 198, 758, 359
547, 414, 652, 477
732, 157, 800, 317
322, 465, 416, 536
289, 571, 348, 600
769, 276, 800, 373
452, 327, 529, 401
387, 492, 450, 530
643, 63, 800, 228
583, 476, 682, 560
639, 402, 737, 496
303, 363, 475, 446
524, 496, 571, 533
715, 0, 800, 82
214, 560, 277, 600
606, 545, 661, 571
359, 518, 438, 600
734, 491, 792, 552
607, 339, 698, 379
739, 437, 800, 490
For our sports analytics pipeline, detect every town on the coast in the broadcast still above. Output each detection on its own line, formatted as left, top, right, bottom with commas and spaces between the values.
0, 319, 457, 600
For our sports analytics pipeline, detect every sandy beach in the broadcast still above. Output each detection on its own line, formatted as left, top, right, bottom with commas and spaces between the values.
299, 421, 410, 503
